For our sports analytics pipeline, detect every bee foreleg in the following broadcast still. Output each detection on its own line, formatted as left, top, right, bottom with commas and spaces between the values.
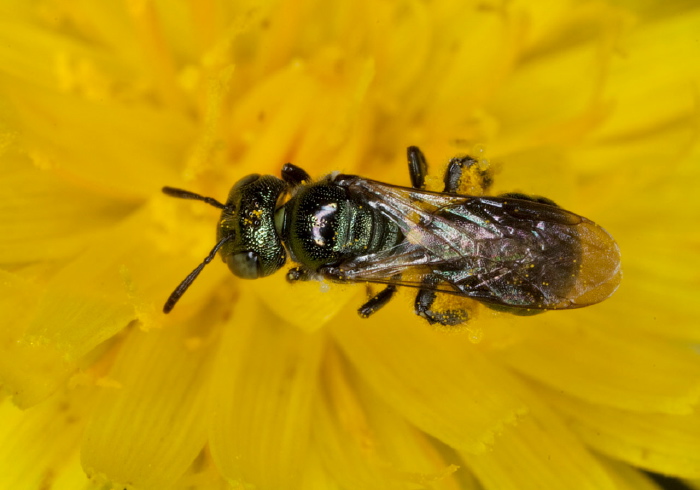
281, 163, 312, 186
407, 146, 429, 189
286, 266, 311, 282
414, 278, 469, 326
358, 284, 397, 318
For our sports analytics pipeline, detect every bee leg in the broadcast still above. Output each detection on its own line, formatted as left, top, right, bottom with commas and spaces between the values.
358, 285, 397, 318
498, 192, 559, 207
443, 155, 492, 195
286, 266, 311, 282
281, 163, 312, 186
407, 146, 429, 189
414, 279, 468, 326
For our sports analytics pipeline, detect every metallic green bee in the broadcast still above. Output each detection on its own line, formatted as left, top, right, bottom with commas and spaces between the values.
163, 146, 621, 325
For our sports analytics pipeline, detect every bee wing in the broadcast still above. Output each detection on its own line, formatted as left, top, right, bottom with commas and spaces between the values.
332, 176, 621, 310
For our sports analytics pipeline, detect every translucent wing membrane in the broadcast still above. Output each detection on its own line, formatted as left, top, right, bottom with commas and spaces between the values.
331, 177, 621, 310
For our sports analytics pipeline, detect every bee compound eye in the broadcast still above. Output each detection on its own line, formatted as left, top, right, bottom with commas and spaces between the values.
226, 251, 260, 279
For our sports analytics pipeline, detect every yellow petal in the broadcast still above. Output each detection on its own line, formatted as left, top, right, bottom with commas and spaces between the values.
569, 10, 700, 207
225, 63, 322, 179
250, 274, 360, 333
0, 269, 77, 408
489, 39, 610, 153
591, 8, 700, 139
299, 449, 344, 490
82, 314, 214, 488
208, 291, 323, 488
462, 398, 617, 490
493, 311, 700, 413
170, 448, 229, 490
331, 299, 528, 454
294, 56, 375, 175
543, 387, 700, 478
603, 173, 700, 342
599, 458, 664, 490
312, 345, 466, 489
0, 389, 93, 490
7, 87, 191, 198
425, 6, 520, 126
51, 451, 93, 490
23, 219, 140, 362
22, 200, 232, 361
0, 153, 134, 263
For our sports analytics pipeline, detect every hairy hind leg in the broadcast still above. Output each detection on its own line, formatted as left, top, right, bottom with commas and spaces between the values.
443, 155, 492, 195
407, 146, 493, 195
414, 277, 469, 326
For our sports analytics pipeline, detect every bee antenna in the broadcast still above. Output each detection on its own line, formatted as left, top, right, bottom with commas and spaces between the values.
163, 234, 233, 313
162, 186, 226, 209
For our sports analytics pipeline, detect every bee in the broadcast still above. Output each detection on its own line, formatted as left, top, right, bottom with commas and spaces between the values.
162, 146, 621, 325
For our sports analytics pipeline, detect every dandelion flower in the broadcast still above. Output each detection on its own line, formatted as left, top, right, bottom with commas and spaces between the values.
0, 1, 699, 489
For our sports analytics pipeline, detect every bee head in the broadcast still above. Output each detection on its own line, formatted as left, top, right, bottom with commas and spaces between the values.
217, 174, 287, 279
161, 174, 287, 313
